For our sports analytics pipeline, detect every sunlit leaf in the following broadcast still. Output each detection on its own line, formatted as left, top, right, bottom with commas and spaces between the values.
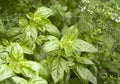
0, 64, 14, 81
46, 35, 59, 41
12, 76, 28, 84
29, 76, 48, 84
42, 40, 59, 53
34, 6, 53, 18
21, 66, 35, 78
19, 17, 28, 27
22, 46, 34, 54
51, 57, 66, 83
76, 57, 94, 65
10, 43, 24, 60
0, 45, 5, 53
61, 25, 78, 41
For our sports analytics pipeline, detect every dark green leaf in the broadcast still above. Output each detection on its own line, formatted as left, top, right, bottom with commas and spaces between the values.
42, 40, 59, 53
45, 24, 60, 38
6, 27, 21, 38
73, 39, 98, 52
103, 61, 119, 73
74, 64, 97, 84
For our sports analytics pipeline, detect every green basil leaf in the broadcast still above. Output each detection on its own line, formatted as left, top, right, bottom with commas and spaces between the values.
29, 76, 48, 84
74, 64, 97, 84
22, 25, 38, 49
46, 35, 59, 41
6, 27, 21, 38
45, 24, 60, 38
21, 66, 35, 78
64, 45, 73, 56
12, 76, 28, 84
25, 61, 42, 74
0, 59, 4, 65
0, 45, 5, 53
25, 61, 48, 78
0, 64, 14, 81
0, 52, 9, 60
9, 60, 22, 74
42, 40, 59, 53
73, 39, 98, 52
76, 57, 94, 65
10, 43, 24, 60
61, 25, 78, 42
60, 25, 78, 56
34, 6, 53, 18
22, 46, 34, 54
51, 57, 66, 83
26, 12, 34, 20
23, 25, 38, 43
0, 78, 15, 84
103, 61, 119, 73
19, 17, 28, 27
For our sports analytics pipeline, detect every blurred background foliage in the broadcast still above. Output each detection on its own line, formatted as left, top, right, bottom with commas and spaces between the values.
0, 0, 120, 84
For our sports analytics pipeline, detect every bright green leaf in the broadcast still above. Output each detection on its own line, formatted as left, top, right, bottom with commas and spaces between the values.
76, 57, 94, 65
34, 6, 53, 18
0, 45, 5, 53
25, 61, 48, 77
42, 40, 59, 53
12, 76, 28, 84
29, 76, 48, 84
26, 12, 34, 20
0, 59, 4, 65
22, 46, 34, 54
10, 43, 24, 60
46, 35, 59, 41
61, 25, 78, 42
22, 25, 38, 49
51, 57, 66, 83
0, 64, 14, 81
21, 66, 35, 78
19, 17, 28, 27
23, 25, 38, 42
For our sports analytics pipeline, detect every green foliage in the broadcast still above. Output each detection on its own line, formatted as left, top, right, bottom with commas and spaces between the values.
74, 64, 97, 84
0, 0, 120, 84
